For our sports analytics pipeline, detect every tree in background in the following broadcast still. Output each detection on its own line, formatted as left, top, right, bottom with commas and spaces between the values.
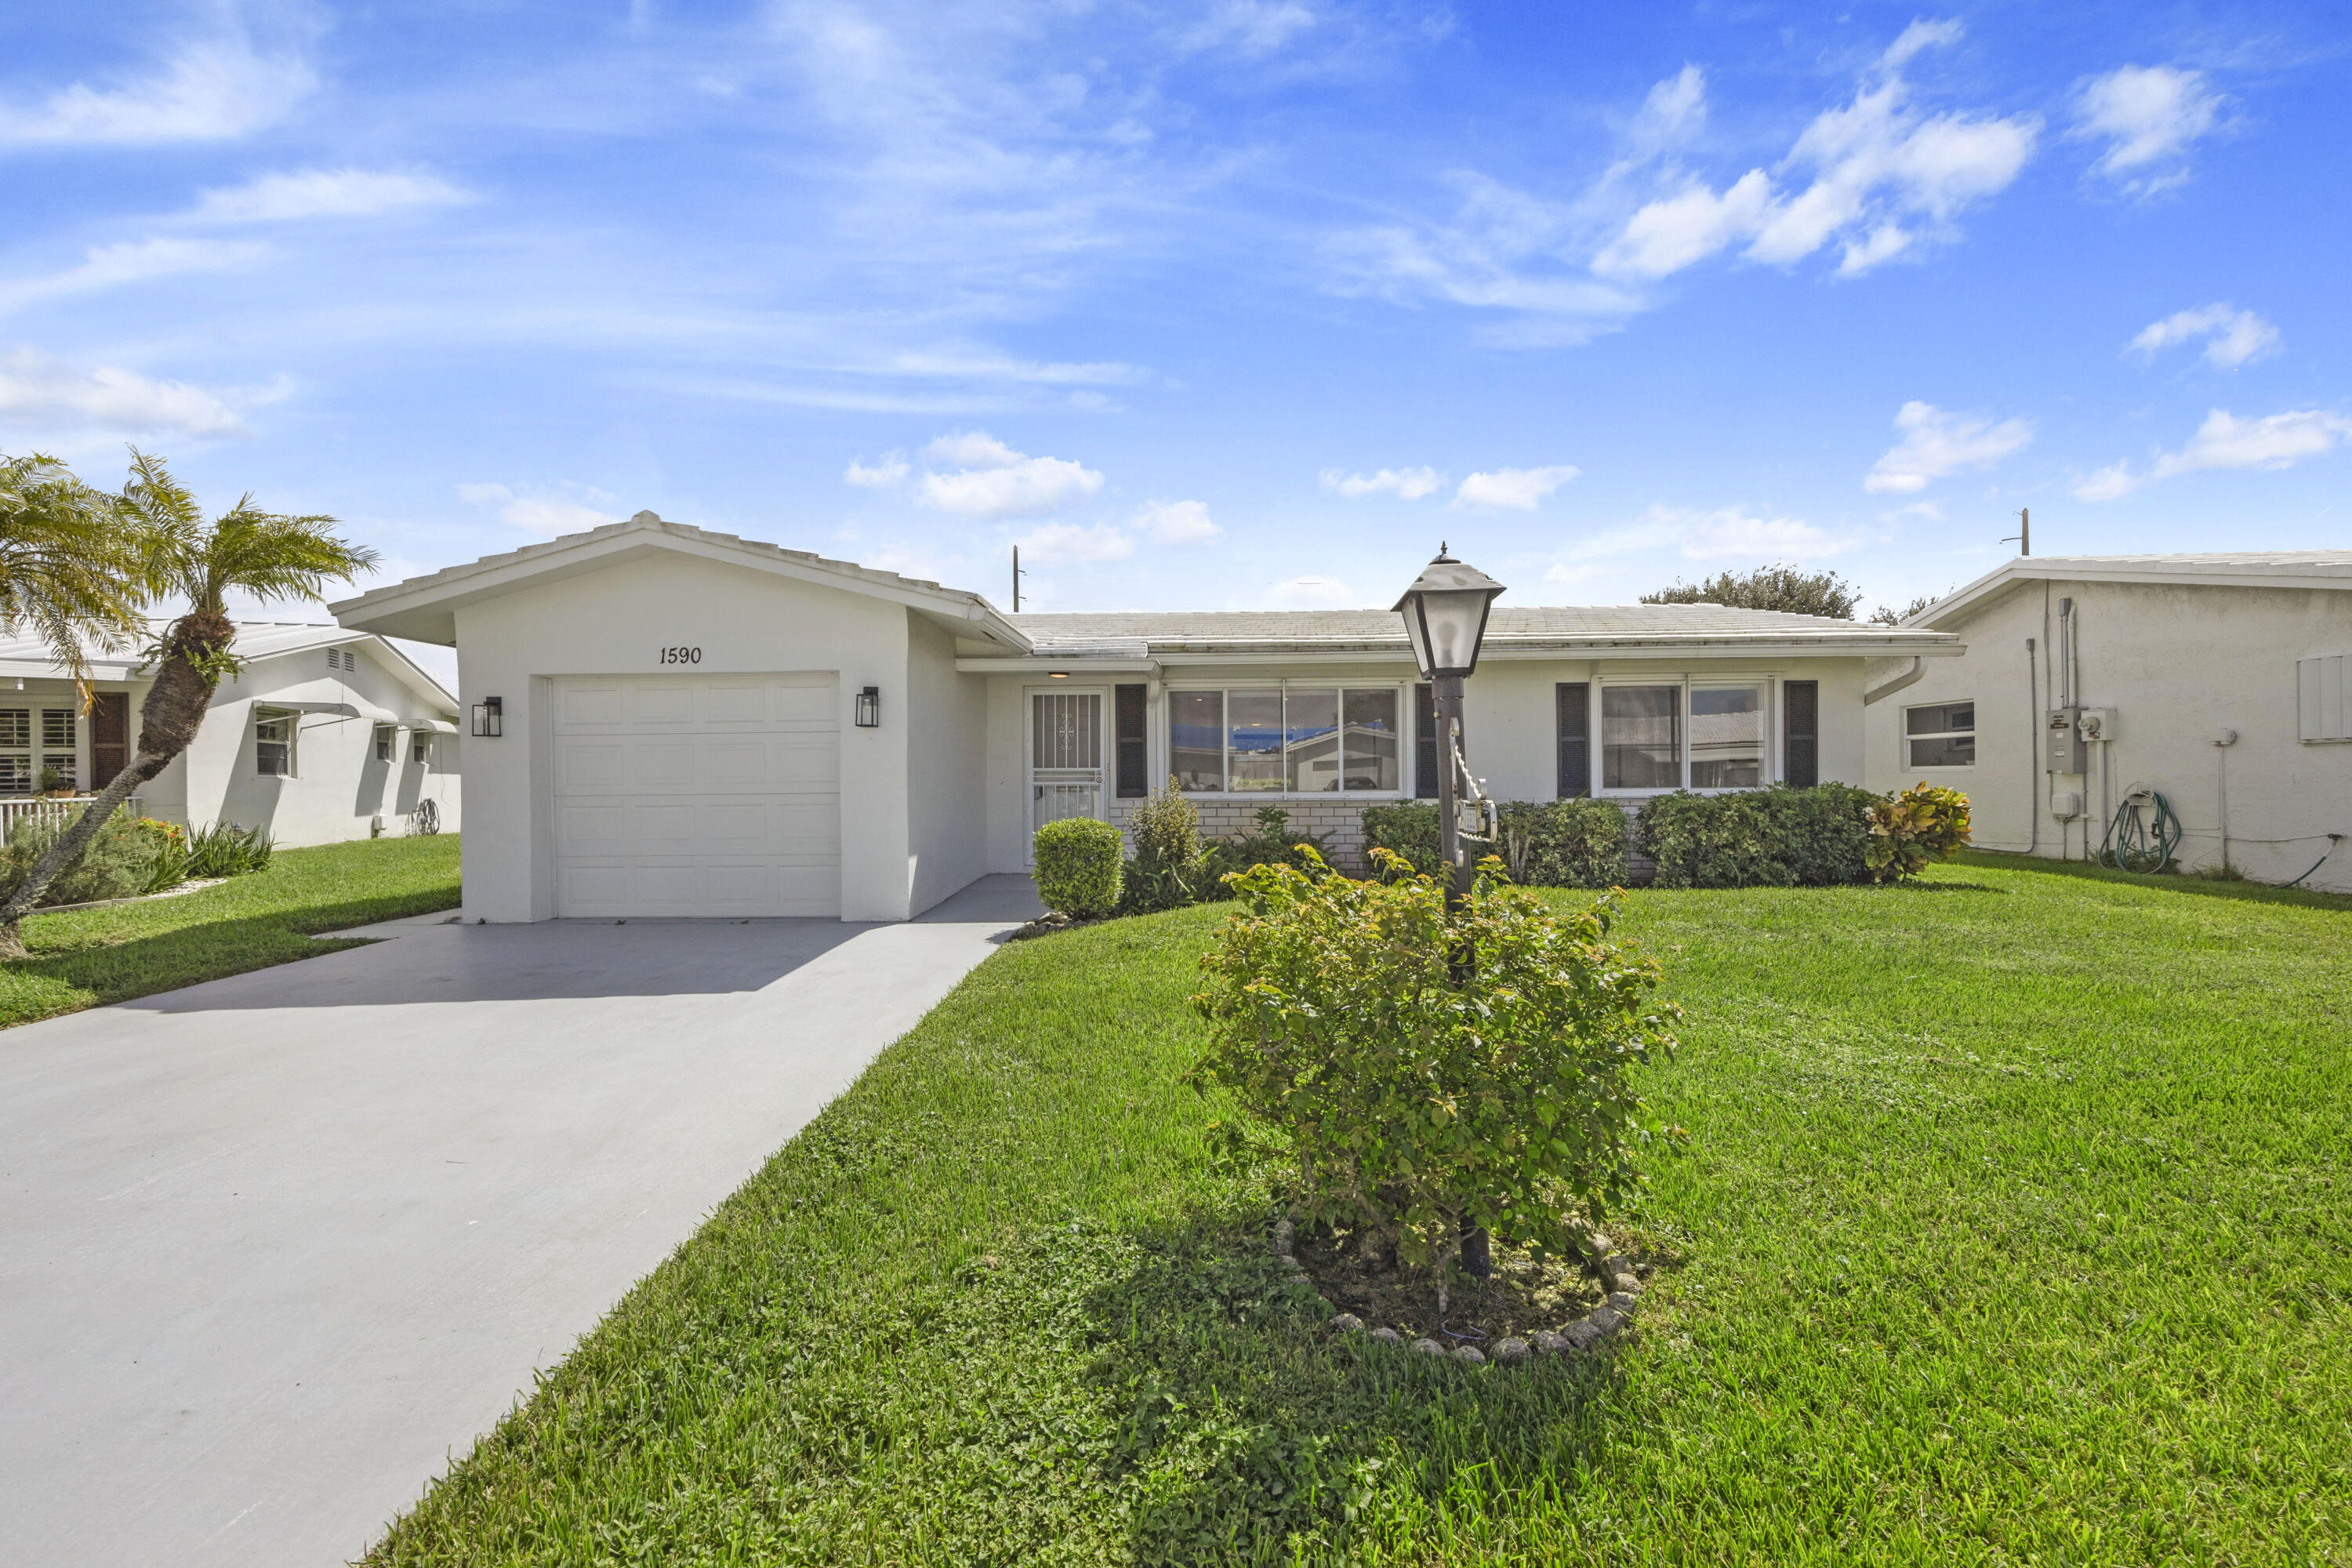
1641, 564, 1862, 619
0, 452, 377, 957
1867, 593, 1941, 626
0, 451, 149, 694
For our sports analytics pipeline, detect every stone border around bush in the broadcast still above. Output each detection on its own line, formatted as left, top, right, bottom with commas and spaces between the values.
1274, 1215, 1643, 1367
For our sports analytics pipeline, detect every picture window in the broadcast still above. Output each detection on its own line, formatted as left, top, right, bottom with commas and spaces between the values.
1169, 686, 1400, 795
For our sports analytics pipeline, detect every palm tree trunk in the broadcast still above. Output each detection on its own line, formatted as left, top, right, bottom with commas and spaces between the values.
0, 627, 223, 959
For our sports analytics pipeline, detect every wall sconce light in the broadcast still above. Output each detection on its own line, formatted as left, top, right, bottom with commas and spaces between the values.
855, 686, 880, 728
470, 695, 503, 738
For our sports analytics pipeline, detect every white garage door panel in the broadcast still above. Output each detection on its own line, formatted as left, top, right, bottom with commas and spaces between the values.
552, 673, 840, 918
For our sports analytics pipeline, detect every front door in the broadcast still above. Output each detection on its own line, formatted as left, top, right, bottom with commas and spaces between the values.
1029, 690, 1105, 854
89, 693, 129, 790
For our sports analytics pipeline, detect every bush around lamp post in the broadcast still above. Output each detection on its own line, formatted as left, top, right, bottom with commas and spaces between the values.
1031, 816, 1124, 920
1189, 847, 1679, 1308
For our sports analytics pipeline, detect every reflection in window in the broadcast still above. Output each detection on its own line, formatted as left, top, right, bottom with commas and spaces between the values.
1227, 688, 1285, 792
1905, 701, 1975, 768
256, 708, 296, 777
1690, 686, 1762, 788
1170, 690, 1225, 791
1602, 686, 1680, 789
1343, 688, 1399, 792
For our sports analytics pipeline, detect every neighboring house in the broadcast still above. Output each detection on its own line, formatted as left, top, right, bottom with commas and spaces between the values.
0, 621, 463, 846
1863, 552, 2352, 892
330, 512, 1958, 923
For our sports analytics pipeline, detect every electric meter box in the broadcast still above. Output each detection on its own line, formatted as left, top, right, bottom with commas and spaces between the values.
2078, 707, 2118, 742
2047, 706, 2085, 773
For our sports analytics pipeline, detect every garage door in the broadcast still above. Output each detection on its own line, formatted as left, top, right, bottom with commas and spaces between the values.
552, 673, 840, 918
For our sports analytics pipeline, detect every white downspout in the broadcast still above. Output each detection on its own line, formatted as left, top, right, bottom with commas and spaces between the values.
1862, 657, 1925, 706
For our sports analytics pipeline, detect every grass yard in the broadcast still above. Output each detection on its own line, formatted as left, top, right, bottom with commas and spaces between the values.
0, 833, 462, 1030
368, 852, 2350, 1566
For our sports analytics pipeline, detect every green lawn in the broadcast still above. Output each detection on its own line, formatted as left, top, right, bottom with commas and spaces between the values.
0, 833, 462, 1029
366, 852, 2350, 1566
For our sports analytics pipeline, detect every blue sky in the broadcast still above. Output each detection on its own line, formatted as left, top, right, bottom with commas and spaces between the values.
2, 1, 2346, 682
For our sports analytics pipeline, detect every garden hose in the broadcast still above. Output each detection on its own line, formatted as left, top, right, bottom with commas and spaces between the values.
2100, 789, 2183, 873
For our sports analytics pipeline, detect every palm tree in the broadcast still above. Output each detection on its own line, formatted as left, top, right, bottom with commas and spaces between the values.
0, 450, 148, 694
0, 452, 379, 957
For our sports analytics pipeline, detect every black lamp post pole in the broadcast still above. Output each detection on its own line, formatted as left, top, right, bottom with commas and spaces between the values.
1433, 672, 1468, 914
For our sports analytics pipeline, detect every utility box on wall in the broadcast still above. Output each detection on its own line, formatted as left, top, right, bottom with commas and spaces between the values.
2047, 706, 2085, 773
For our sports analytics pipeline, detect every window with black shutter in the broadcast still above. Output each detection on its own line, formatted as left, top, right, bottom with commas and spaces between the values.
1784, 680, 1818, 787
1555, 682, 1590, 797
1114, 683, 1148, 798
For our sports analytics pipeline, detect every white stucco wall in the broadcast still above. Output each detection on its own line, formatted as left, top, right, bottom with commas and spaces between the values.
5, 642, 459, 848
451, 552, 925, 922
980, 653, 1876, 873
906, 612, 987, 913
1863, 579, 2352, 891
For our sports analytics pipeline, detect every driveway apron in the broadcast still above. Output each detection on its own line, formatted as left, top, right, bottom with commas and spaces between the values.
0, 874, 1040, 1567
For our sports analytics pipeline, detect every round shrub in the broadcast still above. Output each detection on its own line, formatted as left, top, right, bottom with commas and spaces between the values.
0, 811, 163, 908
1033, 816, 1123, 919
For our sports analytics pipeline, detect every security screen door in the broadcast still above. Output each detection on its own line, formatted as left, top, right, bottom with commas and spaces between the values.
1030, 691, 1105, 845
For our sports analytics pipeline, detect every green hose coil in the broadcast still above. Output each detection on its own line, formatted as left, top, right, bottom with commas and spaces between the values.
2100, 790, 2183, 873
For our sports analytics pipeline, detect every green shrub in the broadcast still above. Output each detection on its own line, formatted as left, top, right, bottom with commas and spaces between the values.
1497, 797, 1631, 887
1359, 801, 1439, 879
1639, 783, 1878, 888
0, 810, 162, 907
1117, 780, 1206, 916
1191, 850, 1678, 1281
184, 820, 275, 879
1866, 781, 1973, 882
1032, 816, 1123, 919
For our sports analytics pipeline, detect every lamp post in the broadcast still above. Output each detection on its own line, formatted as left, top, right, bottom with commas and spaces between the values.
1392, 543, 1506, 912
1395, 544, 1506, 1282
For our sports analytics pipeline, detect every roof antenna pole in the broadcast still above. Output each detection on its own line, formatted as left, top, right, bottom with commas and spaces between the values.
2002, 507, 2031, 557
1012, 546, 1023, 613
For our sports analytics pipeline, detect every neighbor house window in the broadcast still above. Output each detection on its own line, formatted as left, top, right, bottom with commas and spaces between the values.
374, 724, 396, 763
256, 707, 298, 776
1690, 684, 1764, 789
1602, 686, 1680, 790
2298, 654, 2352, 742
39, 707, 77, 791
1171, 686, 1401, 794
1905, 701, 1975, 768
413, 734, 433, 765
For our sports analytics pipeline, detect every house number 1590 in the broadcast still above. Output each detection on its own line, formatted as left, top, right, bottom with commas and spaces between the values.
658, 645, 702, 664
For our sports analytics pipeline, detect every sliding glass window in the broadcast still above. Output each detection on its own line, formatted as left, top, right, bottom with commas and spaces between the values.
1690, 684, 1763, 788
1172, 687, 1401, 795
1602, 686, 1680, 789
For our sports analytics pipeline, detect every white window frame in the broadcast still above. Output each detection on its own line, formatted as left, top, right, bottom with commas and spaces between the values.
0, 704, 81, 795
1594, 677, 1777, 798
255, 706, 299, 778
374, 723, 396, 763
1163, 681, 1410, 799
1903, 699, 1977, 770
2299, 653, 2352, 743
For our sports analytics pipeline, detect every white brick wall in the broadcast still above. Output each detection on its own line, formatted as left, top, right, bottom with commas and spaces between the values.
1108, 794, 1385, 873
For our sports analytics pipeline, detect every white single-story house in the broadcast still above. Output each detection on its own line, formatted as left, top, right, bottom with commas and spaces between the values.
329, 511, 1958, 923
0, 621, 463, 846
1863, 551, 2352, 892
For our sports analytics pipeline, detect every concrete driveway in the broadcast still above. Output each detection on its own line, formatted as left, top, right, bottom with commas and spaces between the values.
0, 874, 1040, 1568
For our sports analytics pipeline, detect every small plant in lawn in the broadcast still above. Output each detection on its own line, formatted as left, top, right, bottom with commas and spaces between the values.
1867, 780, 1972, 882
1032, 816, 1122, 919
1116, 779, 1205, 916
183, 821, 275, 880
1190, 848, 1678, 1308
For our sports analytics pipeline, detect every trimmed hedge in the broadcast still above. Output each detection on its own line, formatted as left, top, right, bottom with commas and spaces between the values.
1363, 798, 1632, 889
1636, 783, 1878, 888
1032, 817, 1123, 918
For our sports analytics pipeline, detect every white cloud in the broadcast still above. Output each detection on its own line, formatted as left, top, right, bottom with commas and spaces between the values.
1864, 401, 2033, 493
1595, 22, 2038, 281
1132, 499, 1219, 545
1676, 508, 1846, 560
0, 348, 251, 439
915, 430, 1103, 517
1454, 464, 1578, 509
458, 481, 626, 536
0, 39, 314, 147
0, 237, 266, 317
1320, 465, 1444, 499
2074, 407, 2352, 500
1011, 521, 1134, 564
191, 168, 470, 223
1260, 575, 1359, 609
2071, 65, 2222, 194
1184, 0, 1318, 58
1626, 64, 1708, 158
2127, 303, 2278, 369
843, 451, 910, 488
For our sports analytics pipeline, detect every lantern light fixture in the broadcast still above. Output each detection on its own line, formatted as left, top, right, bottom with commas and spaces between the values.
1391, 543, 1507, 680
855, 685, 881, 728
470, 695, 503, 738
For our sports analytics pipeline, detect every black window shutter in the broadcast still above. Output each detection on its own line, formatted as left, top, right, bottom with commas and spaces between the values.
1555, 683, 1591, 797
1114, 684, 1148, 798
1414, 683, 1438, 798
1784, 680, 1819, 787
